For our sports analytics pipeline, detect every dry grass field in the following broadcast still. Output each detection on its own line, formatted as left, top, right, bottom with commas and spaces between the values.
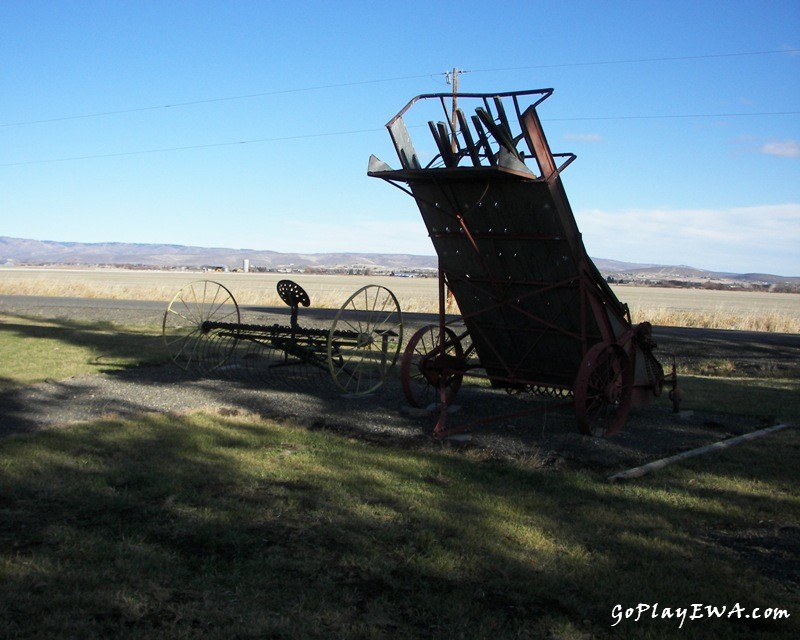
1, 267, 799, 332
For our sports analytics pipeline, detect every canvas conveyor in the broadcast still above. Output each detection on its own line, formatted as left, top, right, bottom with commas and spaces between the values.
368, 88, 679, 437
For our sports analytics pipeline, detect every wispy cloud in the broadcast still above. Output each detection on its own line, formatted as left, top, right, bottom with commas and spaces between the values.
256, 203, 800, 275
575, 204, 800, 275
275, 217, 432, 255
760, 139, 800, 158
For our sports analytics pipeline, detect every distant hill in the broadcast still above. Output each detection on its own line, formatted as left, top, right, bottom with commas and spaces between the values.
0, 236, 438, 271
1, 236, 798, 289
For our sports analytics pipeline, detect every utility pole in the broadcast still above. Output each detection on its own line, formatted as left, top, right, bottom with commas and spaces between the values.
445, 67, 461, 152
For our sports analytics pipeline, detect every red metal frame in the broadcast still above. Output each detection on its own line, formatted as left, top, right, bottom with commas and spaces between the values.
369, 88, 677, 437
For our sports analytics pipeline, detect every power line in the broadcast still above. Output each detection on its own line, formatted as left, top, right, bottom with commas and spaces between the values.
0, 74, 434, 128
1, 48, 796, 129
547, 110, 800, 122
3, 110, 797, 168
0, 127, 385, 167
468, 48, 800, 74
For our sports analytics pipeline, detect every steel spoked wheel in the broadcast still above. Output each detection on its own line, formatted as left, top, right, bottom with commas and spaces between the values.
574, 342, 633, 437
162, 280, 240, 372
401, 325, 464, 408
234, 337, 285, 383
327, 285, 403, 395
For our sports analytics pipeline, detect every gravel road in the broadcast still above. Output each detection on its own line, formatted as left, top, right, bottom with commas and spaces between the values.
2, 294, 795, 470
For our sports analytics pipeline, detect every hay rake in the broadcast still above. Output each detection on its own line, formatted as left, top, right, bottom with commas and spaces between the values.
162, 279, 403, 395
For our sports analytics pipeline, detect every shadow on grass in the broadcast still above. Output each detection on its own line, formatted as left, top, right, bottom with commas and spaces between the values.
0, 313, 167, 371
679, 375, 800, 424
0, 413, 797, 639
1, 310, 798, 636
0, 313, 169, 436
653, 326, 800, 379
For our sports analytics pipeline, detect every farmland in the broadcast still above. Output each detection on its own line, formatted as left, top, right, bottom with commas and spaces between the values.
1, 267, 798, 332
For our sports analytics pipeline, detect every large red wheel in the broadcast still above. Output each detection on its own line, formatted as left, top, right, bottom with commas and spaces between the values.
574, 342, 633, 437
401, 325, 464, 408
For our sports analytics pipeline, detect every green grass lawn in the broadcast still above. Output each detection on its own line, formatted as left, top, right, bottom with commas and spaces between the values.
0, 313, 798, 638
1, 412, 798, 639
678, 374, 800, 424
0, 313, 166, 388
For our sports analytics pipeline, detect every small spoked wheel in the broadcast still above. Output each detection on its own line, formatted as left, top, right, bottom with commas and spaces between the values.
401, 325, 464, 408
574, 342, 633, 437
327, 285, 403, 395
162, 280, 240, 372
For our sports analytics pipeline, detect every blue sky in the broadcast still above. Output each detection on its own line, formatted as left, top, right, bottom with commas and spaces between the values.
1, 0, 798, 275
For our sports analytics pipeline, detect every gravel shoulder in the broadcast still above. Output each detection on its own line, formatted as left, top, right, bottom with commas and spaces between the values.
0, 354, 772, 473
1, 294, 796, 472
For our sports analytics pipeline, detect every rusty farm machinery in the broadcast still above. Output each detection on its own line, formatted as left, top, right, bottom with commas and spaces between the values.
161, 86, 677, 438
368, 88, 679, 437
162, 279, 403, 395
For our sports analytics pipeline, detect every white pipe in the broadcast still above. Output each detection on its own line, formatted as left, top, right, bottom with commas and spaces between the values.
608, 423, 793, 482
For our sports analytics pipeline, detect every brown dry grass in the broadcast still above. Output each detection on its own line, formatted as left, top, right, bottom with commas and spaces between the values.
1, 268, 798, 332
630, 306, 800, 333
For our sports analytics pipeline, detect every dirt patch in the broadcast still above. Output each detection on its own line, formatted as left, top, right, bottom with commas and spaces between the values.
696, 524, 800, 595
0, 359, 770, 469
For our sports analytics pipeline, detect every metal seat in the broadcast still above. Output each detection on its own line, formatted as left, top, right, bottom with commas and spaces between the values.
277, 279, 311, 308
277, 280, 310, 329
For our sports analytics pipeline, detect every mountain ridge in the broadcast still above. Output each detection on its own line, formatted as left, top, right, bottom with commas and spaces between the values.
1, 236, 798, 286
